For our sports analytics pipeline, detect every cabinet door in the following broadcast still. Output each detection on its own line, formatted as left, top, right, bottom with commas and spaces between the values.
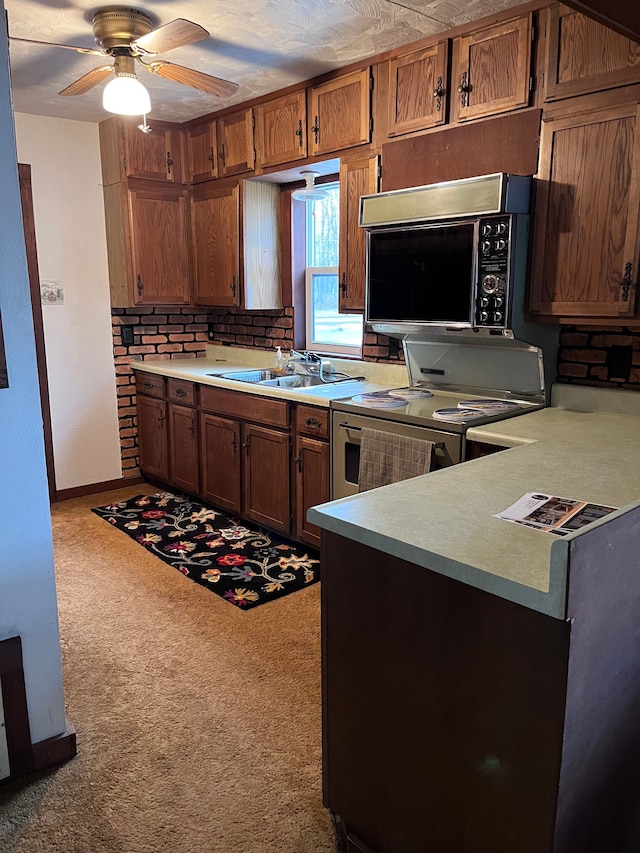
388, 41, 449, 137
339, 155, 379, 312
242, 424, 291, 535
124, 123, 178, 182
544, 5, 640, 102
191, 183, 240, 307
137, 395, 169, 481
218, 108, 255, 176
309, 69, 371, 156
129, 185, 190, 305
200, 412, 241, 513
168, 403, 199, 495
451, 15, 532, 123
186, 121, 218, 182
529, 102, 640, 320
295, 436, 329, 548
255, 91, 307, 168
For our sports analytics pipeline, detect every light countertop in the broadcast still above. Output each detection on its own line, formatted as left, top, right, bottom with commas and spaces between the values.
130, 344, 407, 406
308, 384, 640, 619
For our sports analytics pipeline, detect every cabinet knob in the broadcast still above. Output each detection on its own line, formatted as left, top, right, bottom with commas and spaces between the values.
230, 276, 237, 297
232, 433, 238, 453
143, 381, 153, 389
305, 417, 322, 429
189, 421, 195, 438
433, 76, 444, 112
219, 144, 226, 165
621, 261, 633, 303
208, 147, 215, 166
340, 272, 347, 296
175, 388, 187, 397
458, 71, 470, 107
295, 118, 304, 147
242, 437, 250, 455
137, 275, 143, 298
166, 151, 173, 175
311, 116, 320, 145
295, 453, 302, 472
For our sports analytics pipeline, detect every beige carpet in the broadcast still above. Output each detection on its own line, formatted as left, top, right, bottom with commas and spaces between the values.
0, 486, 337, 853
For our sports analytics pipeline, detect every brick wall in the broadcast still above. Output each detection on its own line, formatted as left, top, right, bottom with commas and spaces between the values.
112, 307, 211, 477
558, 326, 640, 389
207, 307, 294, 348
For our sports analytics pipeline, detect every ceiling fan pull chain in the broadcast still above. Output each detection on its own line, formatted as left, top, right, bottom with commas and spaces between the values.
166, 151, 173, 175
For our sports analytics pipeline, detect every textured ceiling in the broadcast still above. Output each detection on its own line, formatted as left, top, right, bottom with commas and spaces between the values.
6, 0, 530, 124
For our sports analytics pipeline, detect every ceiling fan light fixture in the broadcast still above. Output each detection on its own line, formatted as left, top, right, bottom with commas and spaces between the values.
103, 72, 151, 116
291, 171, 329, 203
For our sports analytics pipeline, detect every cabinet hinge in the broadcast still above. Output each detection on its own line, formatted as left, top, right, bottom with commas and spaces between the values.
369, 75, 374, 92
123, 157, 127, 171
529, 76, 535, 93
252, 113, 255, 129
541, 72, 545, 90
369, 117, 374, 134
253, 148, 256, 163
377, 160, 382, 180
531, 24, 535, 42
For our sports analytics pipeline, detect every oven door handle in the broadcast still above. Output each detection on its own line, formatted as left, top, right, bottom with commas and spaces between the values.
337, 422, 444, 448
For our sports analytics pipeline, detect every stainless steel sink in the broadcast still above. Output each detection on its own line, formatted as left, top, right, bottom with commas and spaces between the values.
211, 369, 364, 389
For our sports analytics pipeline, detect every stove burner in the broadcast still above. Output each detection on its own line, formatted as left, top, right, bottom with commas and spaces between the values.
457, 399, 520, 413
432, 408, 486, 422
351, 393, 406, 408
387, 387, 433, 400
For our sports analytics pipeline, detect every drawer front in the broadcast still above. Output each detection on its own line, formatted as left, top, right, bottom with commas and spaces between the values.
201, 385, 289, 428
136, 372, 165, 398
167, 378, 197, 405
296, 404, 329, 440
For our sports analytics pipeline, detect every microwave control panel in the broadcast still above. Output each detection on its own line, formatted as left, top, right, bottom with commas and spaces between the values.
475, 215, 512, 328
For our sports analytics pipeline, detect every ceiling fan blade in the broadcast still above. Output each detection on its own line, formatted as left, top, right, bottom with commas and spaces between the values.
59, 65, 113, 96
9, 36, 103, 56
132, 19, 209, 56
145, 61, 239, 98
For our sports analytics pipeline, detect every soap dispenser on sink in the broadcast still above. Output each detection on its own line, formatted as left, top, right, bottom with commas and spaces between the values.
274, 346, 287, 376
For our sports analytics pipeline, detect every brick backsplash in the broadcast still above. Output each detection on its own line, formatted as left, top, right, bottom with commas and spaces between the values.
112, 306, 211, 478
558, 326, 640, 389
111, 306, 408, 477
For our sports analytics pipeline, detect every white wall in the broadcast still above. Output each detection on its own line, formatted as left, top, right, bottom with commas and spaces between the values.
14, 113, 122, 491
0, 7, 66, 742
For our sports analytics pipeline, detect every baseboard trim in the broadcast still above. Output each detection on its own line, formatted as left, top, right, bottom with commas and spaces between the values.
55, 476, 144, 502
32, 718, 77, 771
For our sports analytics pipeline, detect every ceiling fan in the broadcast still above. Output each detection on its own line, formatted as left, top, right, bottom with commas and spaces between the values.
10, 6, 239, 116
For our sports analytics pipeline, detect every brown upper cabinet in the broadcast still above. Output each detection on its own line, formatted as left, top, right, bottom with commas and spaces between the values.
339, 154, 379, 312
543, 5, 640, 102
186, 120, 218, 183
387, 41, 449, 137
100, 116, 182, 185
309, 68, 371, 156
255, 90, 307, 168
217, 108, 255, 177
529, 100, 640, 321
450, 14, 533, 123
191, 182, 241, 307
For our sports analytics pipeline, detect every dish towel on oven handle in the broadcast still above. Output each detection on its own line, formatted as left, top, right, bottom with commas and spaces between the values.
357, 427, 435, 493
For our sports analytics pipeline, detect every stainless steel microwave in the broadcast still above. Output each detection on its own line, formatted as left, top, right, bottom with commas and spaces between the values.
360, 173, 532, 337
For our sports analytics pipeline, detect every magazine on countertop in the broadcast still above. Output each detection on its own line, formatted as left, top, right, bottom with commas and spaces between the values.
496, 492, 618, 536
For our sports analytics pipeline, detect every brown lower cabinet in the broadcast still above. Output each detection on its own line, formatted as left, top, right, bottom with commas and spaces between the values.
136, 375, 330, 544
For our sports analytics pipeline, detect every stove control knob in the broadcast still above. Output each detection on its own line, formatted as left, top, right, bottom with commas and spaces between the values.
479, 310, 489, 323
494, 296, 504, 308
481, 274, 498, 294
496, 222, 508, 235
496, 239, 507, 251
481, 241, 492, 254
493, 311, 504, 324
481, 223, 492, 236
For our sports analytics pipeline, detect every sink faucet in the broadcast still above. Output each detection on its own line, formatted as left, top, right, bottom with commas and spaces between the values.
288, 350, 336, 382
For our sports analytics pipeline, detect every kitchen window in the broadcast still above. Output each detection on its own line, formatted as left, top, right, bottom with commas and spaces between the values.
305, 183, 363, 357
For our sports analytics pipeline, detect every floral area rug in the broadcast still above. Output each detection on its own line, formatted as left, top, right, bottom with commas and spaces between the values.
91, 492, 320, 610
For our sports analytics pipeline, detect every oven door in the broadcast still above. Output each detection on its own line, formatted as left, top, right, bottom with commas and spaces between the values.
331, 410, 462, 500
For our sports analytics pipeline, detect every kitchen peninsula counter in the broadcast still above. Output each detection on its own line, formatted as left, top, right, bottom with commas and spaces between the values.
317, 383, 640, 853
308, 384, 640, 619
